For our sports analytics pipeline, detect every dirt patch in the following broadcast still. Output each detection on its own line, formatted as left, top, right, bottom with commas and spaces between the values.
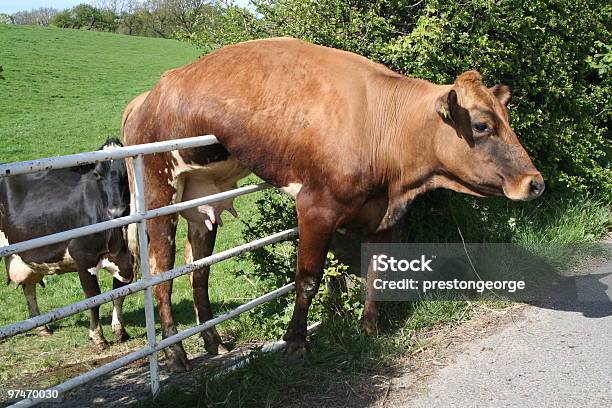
1, 304, 528, 408
1, 342, 265, 408
276, 303, 528, 408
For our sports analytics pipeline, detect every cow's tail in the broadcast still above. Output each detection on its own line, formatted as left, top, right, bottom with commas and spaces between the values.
127, 212, 140, 278
121, 91, 150, 141
1, 181, 9, 286
122, 91, 152, 279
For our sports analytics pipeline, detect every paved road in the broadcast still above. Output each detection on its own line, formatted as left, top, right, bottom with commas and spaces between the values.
397, 259, 612, 408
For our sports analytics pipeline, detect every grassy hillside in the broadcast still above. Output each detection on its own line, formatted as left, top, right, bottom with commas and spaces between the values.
0, 24, 201, 161
0, 25, 270, 391
1, 24, 609, 408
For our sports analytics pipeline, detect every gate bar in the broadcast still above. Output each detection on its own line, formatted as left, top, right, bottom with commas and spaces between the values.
133, 154, 160, 395
0, 228, 298, 340
9, 283, 296, 408
0, 135, 219, 177
0, 183, 271, 258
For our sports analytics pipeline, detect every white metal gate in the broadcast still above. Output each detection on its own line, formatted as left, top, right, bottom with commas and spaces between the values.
0, 135, 299, 407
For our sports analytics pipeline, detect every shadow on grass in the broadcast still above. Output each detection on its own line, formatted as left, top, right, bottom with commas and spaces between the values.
68, 298, 245, 332
137, 317, 411, 408
130, 297, 474, 408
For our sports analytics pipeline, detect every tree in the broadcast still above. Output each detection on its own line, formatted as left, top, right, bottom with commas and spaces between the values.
98, 9, 120, 31
51, 10, 74, 28
12, 7, 59, 26
165, 0, 213, 33
72, 4, 102, 29
93, 0, 132, 14
119, 9, 146, 35
131, 0, 217, 38
0, 13, 13, 24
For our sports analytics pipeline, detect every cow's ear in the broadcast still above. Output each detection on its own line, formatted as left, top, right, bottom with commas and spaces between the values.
437, 89, 465, 124
437, 89, 474, 145
436, 89, 457, 123
490, 84, 512, 106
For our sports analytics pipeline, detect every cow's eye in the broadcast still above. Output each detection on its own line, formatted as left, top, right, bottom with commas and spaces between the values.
473, 122, 489, 133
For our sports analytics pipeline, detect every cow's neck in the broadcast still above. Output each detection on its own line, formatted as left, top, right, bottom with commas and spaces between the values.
370, 77, 446, 228
370, 77, 452, 230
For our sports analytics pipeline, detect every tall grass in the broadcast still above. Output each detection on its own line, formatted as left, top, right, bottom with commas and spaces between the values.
143, 192, 610, 407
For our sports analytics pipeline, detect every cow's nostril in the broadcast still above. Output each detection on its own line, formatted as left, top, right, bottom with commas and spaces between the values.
107, 208, 125, 219
530, 179, 544, 196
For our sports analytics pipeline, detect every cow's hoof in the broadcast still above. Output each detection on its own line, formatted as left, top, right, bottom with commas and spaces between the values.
284, 341, 306, 363
114, 329, 131, 343
90, 328, 109, 349
217, 343, 229, 354
204, 340, 229, 355
203, 331, 229, 355
91, 337, 110, 350
362, 316, 379, 336
164, 344, 191, 372
37, 326, 53, 336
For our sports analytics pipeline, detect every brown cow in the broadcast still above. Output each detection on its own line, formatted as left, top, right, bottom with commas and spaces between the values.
123, 37, 544, 371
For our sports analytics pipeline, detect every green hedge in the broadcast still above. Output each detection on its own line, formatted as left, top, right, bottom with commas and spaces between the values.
173, 1, 612, 335
178, 0, 611, 197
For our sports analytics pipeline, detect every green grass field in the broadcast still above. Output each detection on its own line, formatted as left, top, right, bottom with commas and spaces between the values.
0, 24, 201, 159
0, 24, 274, 390
1, 24, 610, 408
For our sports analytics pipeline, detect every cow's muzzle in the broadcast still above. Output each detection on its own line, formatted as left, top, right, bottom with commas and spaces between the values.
107, 207, 127, 219
503, 173, 545, 201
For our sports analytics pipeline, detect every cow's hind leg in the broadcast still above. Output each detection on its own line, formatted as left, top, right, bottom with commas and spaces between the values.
111, 278, 130, 342
148, 213, 191, 371
76, 268, 108, 348
283, 189, 341, 356
130, 152, 190, 371
22, 278, 53, 336
185, 221, 228, 355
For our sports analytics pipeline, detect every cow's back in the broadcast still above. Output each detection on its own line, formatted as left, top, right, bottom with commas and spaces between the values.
124, 38, 400, 192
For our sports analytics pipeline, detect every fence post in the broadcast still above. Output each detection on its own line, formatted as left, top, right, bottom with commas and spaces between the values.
133, 154, 161, 396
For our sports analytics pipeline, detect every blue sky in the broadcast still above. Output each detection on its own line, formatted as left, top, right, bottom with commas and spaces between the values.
1, 1, 84, 14
0, 1, 252, 14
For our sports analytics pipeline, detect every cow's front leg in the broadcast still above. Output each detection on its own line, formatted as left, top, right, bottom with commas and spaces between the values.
363, 265, 381, 336
76, 267, 108, 348
111, 278, 130, 342
148, 214, 190, 371
22, 278, 53, 336
363, 226, 398, 335
283, 190, 340, 356
186, 221, 228, 355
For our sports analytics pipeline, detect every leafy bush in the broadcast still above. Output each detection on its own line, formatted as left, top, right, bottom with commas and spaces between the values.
51, 4, 119, 32
0, 13, 13, 25
183, 0, 612, 333
183, 0, 611, 197
240, 189, 363, 337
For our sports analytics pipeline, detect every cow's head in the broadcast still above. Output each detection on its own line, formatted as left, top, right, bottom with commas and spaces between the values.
95, 138, 130, 219
105, 227, 135, 284
434, 71, 544, 201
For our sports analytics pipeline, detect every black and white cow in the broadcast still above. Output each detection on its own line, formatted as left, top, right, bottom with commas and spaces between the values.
0, 138, 134, 347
